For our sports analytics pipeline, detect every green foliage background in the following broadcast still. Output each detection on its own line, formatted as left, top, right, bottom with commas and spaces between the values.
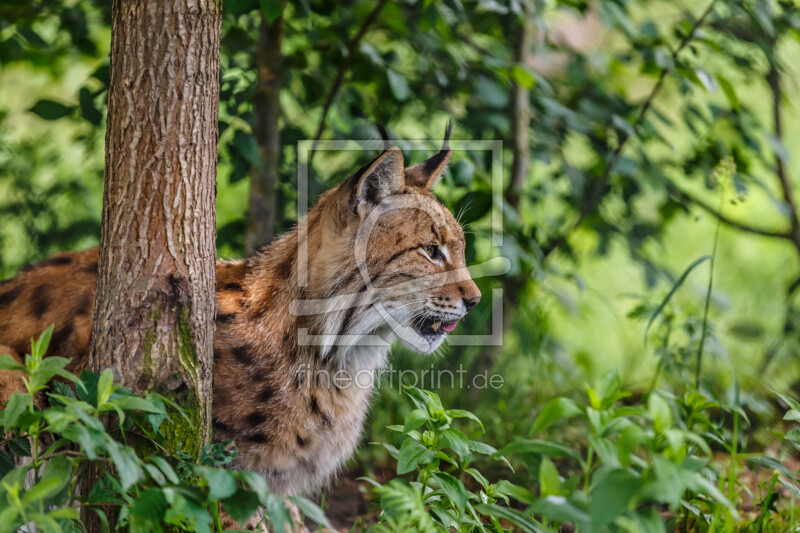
3, 0, 800, 529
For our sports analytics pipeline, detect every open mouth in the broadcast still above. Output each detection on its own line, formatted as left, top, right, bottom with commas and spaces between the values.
413, 316, 459, 336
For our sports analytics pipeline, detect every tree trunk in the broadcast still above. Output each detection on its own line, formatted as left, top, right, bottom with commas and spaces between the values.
245, 9, 283, 253
507, 12, 533, 210
470, 11, 534, 386
88, 0, 220, 477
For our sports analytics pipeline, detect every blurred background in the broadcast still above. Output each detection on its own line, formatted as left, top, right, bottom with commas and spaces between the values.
1, 0, 800, 523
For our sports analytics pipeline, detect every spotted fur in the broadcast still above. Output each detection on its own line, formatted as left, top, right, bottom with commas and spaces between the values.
0, 133, 481, 500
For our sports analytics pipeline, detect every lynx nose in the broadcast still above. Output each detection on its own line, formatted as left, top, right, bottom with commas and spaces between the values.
463, 295, 481, 311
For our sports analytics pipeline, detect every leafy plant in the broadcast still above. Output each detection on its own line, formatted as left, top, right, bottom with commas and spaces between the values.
0, 327, 329, 533
366, 377, 800, 532
364, 386, 541, 532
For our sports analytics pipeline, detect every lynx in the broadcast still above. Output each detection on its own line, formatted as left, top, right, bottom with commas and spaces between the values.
0, 126, 480, 510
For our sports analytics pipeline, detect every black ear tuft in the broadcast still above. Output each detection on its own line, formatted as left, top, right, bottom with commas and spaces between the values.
404, 121, 454, 190
376, 124, 392, 150
353, 147, 405, 214
442, 119, 453, 151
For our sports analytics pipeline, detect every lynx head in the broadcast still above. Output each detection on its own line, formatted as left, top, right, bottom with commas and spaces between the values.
307, 123, 481, 359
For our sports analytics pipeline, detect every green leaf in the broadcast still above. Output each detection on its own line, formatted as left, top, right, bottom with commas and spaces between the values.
198, 466, 237, 500
747, 456, 796, 479
776, 392, 800, 413
499, 438, 581, 460
86, 475, 123, 504
387, 69, 410, 101
644, 255, 711, 345
531, 397, 583, 435
431, 472, 467, 516
30, 99, 74, 120
531, 496, 591, 530
397, 439, 436, 475
223, 488, 261, 524
128, 488, 168, 533
32, 325, 54, 359
0, 506, 18, 530
371, 441, 399, 459
446, 409, 485, 433
78, 370, 100, 406
233, 129, 263, 170
492, 480, 536, 505
594, 369, 626, 409
97, 368, 114, 406
538, 457, 562, 497
288, 496, 333, 529
0, 450, 14, 477
648, 392, 672, 432
149, 456, 179, 484
110, 395, 164, 413
258, 0, 282, 23
3, 393, 33, 428
443, 427, 471, 464
612, 114, 636, 140
784, 410, 800, 422
79, 87, 102, 125
403, 387, 445, 419
475, 504, 545, 533
8, 436, 31, 457
511, 65, 537, 89
643, 457, 685, 507
265, 493, 293, 532
716, 75, 739, 110
22, 477, 63, 504
28, 511, 62, 532
0, 354, 25, 372
468, 440, 498, 456
237, 470, 270, 503
29, 357, 76, 392
403, 408, 429, 433
455, 190, 493, 225
106, 442, 142, 491
51, 381, 76, 401
47, 507, 79, 520
590, 469, 640, 531
464, 468, 489, 491
617, 425, 643, 467
634, 507, 666, 533
143, 464, 166, 486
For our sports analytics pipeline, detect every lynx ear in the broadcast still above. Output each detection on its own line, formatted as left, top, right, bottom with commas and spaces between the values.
404, 121, 453, 190
355, 146, 405, 209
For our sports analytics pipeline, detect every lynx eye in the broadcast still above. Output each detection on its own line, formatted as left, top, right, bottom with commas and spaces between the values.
422, 244, 443, 261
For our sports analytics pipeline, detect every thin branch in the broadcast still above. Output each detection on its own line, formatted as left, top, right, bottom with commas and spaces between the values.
788, 276, 800, 297
309, 0, 388, 163
768, 63, 800, 253
539, 0, 720, 259
669, 186, 791, 239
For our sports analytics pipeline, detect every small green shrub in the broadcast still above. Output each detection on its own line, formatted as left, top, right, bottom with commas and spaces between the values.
365, 386, 536, 532
0, 327, 330, 533
366, 380, 800, 532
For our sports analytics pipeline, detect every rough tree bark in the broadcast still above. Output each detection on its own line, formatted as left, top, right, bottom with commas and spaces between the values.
89, 0, 221, 461
245, 9, 284, 253
507, 12, 533, 211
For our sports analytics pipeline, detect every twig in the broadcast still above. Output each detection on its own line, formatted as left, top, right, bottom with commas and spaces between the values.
768, 63, 800, 253
309, 0, 389, 164
669, 185, 790, 239
539, 0, 720, 259
695, 191, 723, 387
